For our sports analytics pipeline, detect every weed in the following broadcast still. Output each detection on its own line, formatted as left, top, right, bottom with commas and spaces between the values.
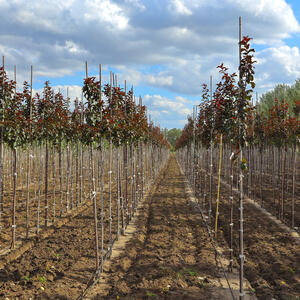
177, 268, 198, 278
188, 269, 197, 276
38, 276, 47, 284
146, 291, 157, 297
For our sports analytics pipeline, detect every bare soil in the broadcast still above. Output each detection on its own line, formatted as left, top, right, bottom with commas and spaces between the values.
0, 155, 299, 300
197, 167, 300, 300
88, 155, 246, 300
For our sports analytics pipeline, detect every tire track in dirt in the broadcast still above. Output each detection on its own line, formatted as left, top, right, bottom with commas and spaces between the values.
91, 156, 223, 299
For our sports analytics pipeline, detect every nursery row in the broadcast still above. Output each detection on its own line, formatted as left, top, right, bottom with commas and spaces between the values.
0, 61, 170, 285
175, 23, 299, 299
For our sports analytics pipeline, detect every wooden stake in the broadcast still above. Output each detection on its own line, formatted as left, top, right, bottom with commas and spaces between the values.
238, 15, 245, 300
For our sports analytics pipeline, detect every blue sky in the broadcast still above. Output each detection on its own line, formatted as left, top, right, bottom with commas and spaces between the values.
1, 0, 300, 128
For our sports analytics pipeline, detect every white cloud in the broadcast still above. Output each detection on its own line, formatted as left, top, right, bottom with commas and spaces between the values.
0, 0, 300, 128
113, 68, 173, 89
84, 0, 128, 29
145, 74, 173, 87
169, 0, 192, 16
144, 94, 192, 116
33, 85, 82, 102
255, 45, 300, 92
65, 41, 88, 55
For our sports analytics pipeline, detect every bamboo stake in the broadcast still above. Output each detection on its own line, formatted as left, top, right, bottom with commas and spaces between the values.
44, 138, 49, 227
238, 16, 245, 300
292, 144, 296, 228
109, 71, 113, 249
36, 144, 43, 237
11, 148, 17, 249
209, 75, 213, 224
52, 146, 56, 220
86, 61, 100, 270
59, 142, 63, 216
99, 63, 104, 271
214, 134, 223, 237
229, 152, 234, 272
65, 142, 70, 212
25, 66, 33, 237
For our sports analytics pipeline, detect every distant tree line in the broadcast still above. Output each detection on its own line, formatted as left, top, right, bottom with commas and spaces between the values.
164, 128, 182, 151
258, 80, 300, 117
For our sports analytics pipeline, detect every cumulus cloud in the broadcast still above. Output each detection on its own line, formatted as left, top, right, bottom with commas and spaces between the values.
0, 0, 300, 127
33, 85, 82, 105
255, 45, 300, 91
110, 68, 173, 89
144, 94, 192, 128
168, 0, 193, 16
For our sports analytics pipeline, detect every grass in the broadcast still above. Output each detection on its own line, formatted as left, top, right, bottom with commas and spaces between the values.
38, 276, 47, 284
177, 267, 199, 278
146, 291, 157, 297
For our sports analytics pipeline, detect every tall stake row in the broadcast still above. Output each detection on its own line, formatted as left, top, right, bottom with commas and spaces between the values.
0, 60, 170, 276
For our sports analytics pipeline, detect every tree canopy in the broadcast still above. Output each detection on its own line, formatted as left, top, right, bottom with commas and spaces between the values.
164, 128, 182, 150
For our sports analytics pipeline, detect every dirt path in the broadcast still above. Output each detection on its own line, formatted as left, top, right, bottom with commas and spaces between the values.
87, 155, 251, 300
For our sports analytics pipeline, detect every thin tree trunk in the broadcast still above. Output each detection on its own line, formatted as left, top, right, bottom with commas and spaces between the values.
36, 144, 42, 237
99, 141, 104, 271
59, 142, 63, 216
25, 148, 31, 238
292, 144, 296, 228
260, 148, 263, 207
109, 139, 112, 247
90, 144, 99, 270
52, 146, 56, 221
76, 141, 79, 207
65, 142, 70, 212
281, 148, 286, 221
44, 139, 49, 228
229, 159, 234, 273
11, 147, 17, 249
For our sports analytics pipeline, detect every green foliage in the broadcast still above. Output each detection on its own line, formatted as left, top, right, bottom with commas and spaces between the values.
164, 128, 182, 149
258, 81, 300, 117
177, 267, 199, 278
38, 276, 47, 284
146, 291, 157, 297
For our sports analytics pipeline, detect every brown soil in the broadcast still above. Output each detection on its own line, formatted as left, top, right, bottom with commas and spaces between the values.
0, 180, 125, 299
232, 167, 300, 231
0, 155, 299, 300
89, 155, 235, 300
197, 168, 300, 299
